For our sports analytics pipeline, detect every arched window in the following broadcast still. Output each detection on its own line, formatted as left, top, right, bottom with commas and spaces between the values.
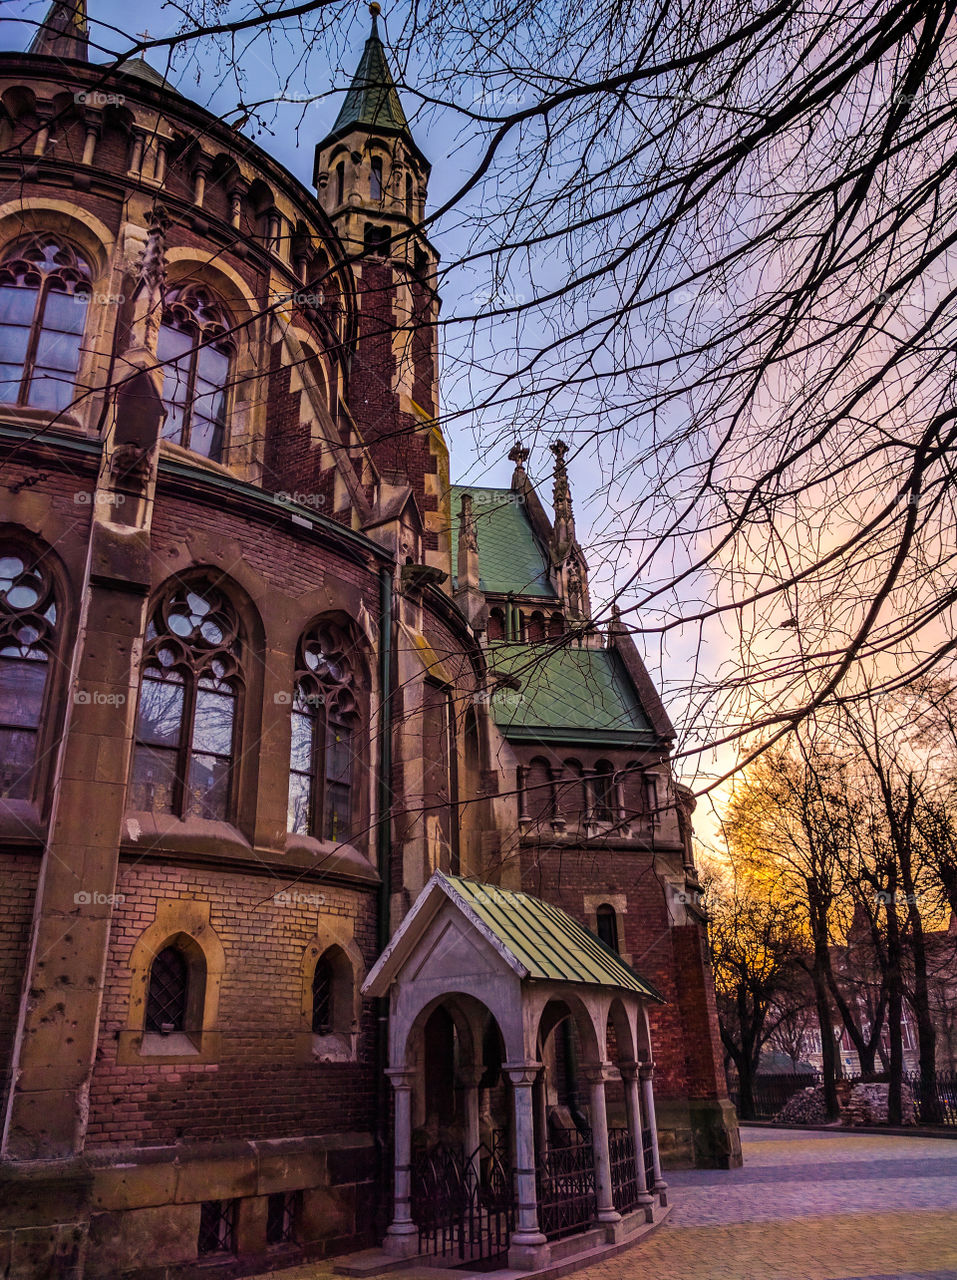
0, 547, 57, 799
524, 756, 556, 824
312, 954, 333, 1034
0, 236, 91, 411
527, 610, 546, 642
405, 173, 414, 218
129, 580, 242, 820
593, 759, 617, 822
335, 161, 345, 205
557, 758, 586, 825
548, 611, 565, 638
287, 620, 360, 842
487, 607, 506, 641
370, 155, 383, 200
156, 285, 233, 461
145, 944, 190, 1033
595, 904, 619, 953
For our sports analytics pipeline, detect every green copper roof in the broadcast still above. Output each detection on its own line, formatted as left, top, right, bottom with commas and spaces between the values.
451, 485, 554, 597
487, 642, 654, 745
332, 20, 409, 137
444, 873, 664, 999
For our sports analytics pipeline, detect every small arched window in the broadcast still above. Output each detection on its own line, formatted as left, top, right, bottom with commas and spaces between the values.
0, 548, 57, 800
593, 760, 617, 822
548, 611, 565, 638
145, 944, 190, 1033
0, 235, 91, 411
335, 161, 345, 205
524, 756, 556, 824
405, 173, 414, 218
156, 285, 233, 461
595, 904, 619, 953
288, 620, 360, 842
557, 758, 586, 825
312, 954, 333, 1034
527, 610, 546, 642
370, 155, 383, 200
487, 607, 506, 641
129, 580, 242, 820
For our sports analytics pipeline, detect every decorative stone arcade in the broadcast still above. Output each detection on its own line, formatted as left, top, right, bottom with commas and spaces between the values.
362, 873, 669, 1271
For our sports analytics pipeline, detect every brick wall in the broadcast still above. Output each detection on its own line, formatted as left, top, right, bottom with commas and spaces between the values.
87, 863, 380, 1148
0, 853, 38, 1115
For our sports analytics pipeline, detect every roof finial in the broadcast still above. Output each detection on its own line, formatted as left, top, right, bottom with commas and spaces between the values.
369, 2, 381, 27
508, 441, 529, 484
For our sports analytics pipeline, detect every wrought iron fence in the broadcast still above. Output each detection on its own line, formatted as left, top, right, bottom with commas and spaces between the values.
727, 1073, 820, 1120
411, 1133, 514, 1265
537, 1129, 597, 1240
608, 1127, 641, 1214
641, 1126, 656, 1189
728, 1070, 957, 1126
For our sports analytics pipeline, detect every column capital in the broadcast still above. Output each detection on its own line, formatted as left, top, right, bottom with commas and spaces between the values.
619, 1060, 640, 1082
385, 1068, 415, 1090
459, 1064, 485, 1088
639, 1061, 655, 1081
580, 1061, 615, 1086
503, 1060, 541, 1086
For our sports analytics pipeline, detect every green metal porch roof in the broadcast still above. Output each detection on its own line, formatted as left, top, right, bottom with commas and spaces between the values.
445, 874, 664, 999
487, 642, 654, 745
450, 485, 554, 598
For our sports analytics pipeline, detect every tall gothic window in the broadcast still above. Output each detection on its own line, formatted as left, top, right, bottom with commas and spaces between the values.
595, 904, 619, 953
0, 549, 57, 799
370, 155, 383, 200
593, 760, 617, 822
156, 286, 233, 461
129, 581, 242, 820
0, 237, 91, 411
145, 945, 190, 1033
287, 621, 359, 842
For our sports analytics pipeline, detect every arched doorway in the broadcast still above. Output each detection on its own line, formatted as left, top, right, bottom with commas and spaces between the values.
405, 995, 514, 1266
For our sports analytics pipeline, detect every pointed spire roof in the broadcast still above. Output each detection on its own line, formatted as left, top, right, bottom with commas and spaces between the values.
28, 0, 88, 61
333, 6, 409, 136
316, 4, 428, 172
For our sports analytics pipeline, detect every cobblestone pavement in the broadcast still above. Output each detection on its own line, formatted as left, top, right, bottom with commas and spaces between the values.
251, 1126, 957, 1280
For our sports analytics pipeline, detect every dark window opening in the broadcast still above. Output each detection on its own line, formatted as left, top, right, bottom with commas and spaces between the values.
198, 1200, 236, 1255
593, 761, 617, 822
596, 905, 619, 953
335, 161, 345, 205
363, 224, 391, 256
267, 1191, 300, 1246
405, 173, 414, 217
312, 954, 333, 1034
370, 155, 383, 200
145, 945, 189, 1033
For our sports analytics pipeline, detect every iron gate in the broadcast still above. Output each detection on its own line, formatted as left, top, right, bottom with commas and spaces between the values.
537, 1128, 597, 1239
641, 1126, 655, 1189
411, 1131, 514, 1265
609, 1127, 641, 1214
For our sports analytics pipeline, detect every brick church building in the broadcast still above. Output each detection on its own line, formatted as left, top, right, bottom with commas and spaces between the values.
0, 3, 739, 1275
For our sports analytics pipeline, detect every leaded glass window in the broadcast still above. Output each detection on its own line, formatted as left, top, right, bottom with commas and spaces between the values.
0, 548, 56, 799
156, 286, 232, 461
129, 581, 242, 820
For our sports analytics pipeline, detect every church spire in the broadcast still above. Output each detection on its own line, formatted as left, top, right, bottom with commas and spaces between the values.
29, 0, 88, 61
330, 4, 411, 140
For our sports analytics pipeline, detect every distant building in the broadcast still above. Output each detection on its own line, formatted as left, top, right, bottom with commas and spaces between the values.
0, 4, 739, 1277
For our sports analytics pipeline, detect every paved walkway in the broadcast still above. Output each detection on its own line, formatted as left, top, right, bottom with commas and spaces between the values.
252, 1126, 957, 1280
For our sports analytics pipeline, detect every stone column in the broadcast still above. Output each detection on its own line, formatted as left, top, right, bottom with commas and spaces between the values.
383, 1068, 419, 1257
504, 1061, 548, 1270
81, 121, 100, 166
640, 1063, 668, 1206
621, 1061, 654, 1221
581, 1063, 621, 1229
